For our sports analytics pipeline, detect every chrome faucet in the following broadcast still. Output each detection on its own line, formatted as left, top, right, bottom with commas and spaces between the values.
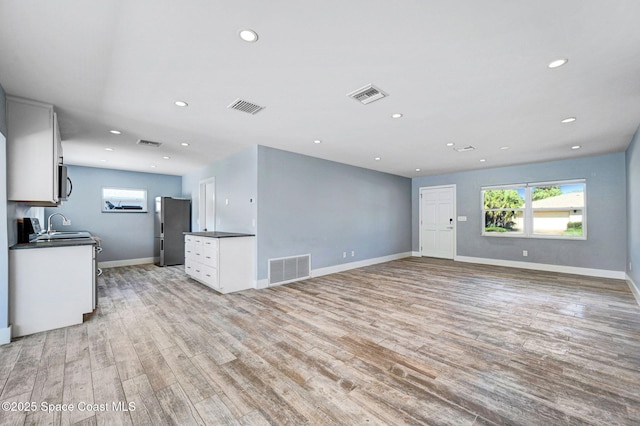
46, 213, 69, 233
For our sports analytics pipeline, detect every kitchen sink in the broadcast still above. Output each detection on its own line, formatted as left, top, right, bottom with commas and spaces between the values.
36, 231, 93, 241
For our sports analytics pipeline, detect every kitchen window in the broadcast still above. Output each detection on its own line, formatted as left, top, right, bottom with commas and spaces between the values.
482, 179, 586, 239
102, 187, 147, 212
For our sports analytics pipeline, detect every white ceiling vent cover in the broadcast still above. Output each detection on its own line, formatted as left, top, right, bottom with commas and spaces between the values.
347, 84, 388, 105
137, 139, 162, 148
268, 254, 311, 287
227, 98, 265, 115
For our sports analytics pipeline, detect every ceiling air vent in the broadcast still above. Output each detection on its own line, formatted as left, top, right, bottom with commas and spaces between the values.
453, 145, 476, 152
347, 84, 388, 105
137, 139, 162, 148
227, 98, 265, 115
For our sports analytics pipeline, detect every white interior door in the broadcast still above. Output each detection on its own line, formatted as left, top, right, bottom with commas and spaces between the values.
420, 185, 455, 259
199, 177, 215, 231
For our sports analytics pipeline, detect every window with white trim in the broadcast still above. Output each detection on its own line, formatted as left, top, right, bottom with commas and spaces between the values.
482, 180, 586, 239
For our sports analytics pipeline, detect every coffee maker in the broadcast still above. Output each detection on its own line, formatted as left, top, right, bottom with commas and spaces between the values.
17, 217, 42, 243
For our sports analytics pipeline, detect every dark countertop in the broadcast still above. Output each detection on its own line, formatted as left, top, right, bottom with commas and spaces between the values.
11, 238, 98, 250
185, 231, 255, 238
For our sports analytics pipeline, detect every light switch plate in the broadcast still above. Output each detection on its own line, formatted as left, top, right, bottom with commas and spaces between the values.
457, 216, 467, 222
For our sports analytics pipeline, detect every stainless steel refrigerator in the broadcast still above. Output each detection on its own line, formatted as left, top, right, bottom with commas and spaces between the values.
154, 197, 191, 266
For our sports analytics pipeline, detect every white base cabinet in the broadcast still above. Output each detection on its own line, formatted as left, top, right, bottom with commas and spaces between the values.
9, 245, 94, 337
184, 234, 254, 294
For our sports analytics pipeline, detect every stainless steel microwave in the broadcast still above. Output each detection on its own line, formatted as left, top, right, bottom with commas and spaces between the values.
58, 165, 72, 201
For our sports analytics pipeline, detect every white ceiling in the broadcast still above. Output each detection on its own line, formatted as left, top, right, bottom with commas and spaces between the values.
1, 0, 639, 177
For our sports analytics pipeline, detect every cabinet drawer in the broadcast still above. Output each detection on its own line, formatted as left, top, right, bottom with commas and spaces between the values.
202, 237, 218, 250
185, 242, 198, 258
200, 264, 218, 288
185, 235, 205, 245
201, 249, 217, 268
185, 258, 198, 277
202, 241, 217, 263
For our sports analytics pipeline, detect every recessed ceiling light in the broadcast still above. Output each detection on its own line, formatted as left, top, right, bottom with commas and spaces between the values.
100, 159, 107, 163
571, 145, 582, 150
374, 157, 381, 161
548, 58, 568, 69
180, 142, 190, 147
239, 29, 259, 42
162, 156, 170, 160
480, 159, 486, 162
109, 130, 121, 135
313, 140, 322, 144
446, 142, 455, 147
415, 168, 421, 172
391, 113, 403, 119
561, 117, 577, 123
105, 147, 114, 151
499, 146, 510, 150
150, 165, 157, 168
174, 101, 188, 107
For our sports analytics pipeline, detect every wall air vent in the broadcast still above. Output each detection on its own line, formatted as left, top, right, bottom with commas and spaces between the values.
268, 254, 311, 286
137, 139, 162, 148
227, 98, 265, 115
347, 84, 388, 105
453, 145, 476, 152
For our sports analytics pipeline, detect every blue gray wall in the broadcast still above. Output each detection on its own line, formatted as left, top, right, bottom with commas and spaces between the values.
627, 127, 640, 286
182, 145, 412, 282
257, 146, 412, 280
45, 165, 182, 262
181, 146, 258, 234
412, 153, 627, 273
0, 83, 8, 340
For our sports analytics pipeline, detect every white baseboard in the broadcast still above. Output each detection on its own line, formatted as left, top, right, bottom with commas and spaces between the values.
99, 257, 155, 269
0, 326, 11, 345
455, 255, 626, 280
412, 251, 421, 257
312, 252, 413, 278
627, 274, 640, 306
256, 252, 413, 289
256, 279, 269, 290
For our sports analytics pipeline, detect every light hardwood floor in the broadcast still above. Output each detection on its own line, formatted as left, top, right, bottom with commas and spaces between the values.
1, 257, 640, 425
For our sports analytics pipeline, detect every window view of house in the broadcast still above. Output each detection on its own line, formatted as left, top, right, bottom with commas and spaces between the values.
531, 183, 585, 236
483, 180, 586, 239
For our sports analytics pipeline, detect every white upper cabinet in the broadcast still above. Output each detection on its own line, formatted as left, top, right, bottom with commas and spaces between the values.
6, 96, 63, 205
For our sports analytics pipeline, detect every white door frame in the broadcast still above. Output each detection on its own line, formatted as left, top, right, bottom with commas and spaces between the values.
198, 177, 215, 232
419, 184, 457, 259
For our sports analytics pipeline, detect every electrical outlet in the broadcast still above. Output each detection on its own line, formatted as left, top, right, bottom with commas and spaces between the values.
522, 250, 528, 257
351, 251, 355, 257
63, 219, 71, 226
342, 252, 347, 259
